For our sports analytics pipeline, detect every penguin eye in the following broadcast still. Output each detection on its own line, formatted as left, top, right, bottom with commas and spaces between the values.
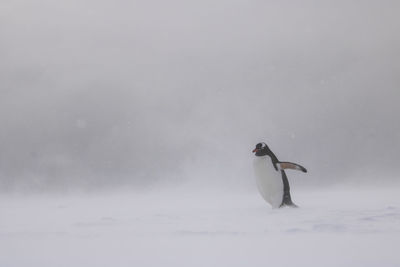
256, 143, 263, 149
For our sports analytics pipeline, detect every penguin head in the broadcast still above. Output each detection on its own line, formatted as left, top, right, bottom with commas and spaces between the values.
252, 142, 270, 156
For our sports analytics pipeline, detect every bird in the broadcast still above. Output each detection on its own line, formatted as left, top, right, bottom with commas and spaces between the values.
252, 142, 307, 208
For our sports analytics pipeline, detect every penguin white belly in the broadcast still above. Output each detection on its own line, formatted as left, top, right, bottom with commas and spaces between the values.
253, 156, 283, 208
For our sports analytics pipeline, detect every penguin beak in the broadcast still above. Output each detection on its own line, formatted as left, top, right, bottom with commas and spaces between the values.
252, 148, 258, 153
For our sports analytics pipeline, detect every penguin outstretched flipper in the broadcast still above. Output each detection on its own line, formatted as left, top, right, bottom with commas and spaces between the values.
277, 162, 307, 173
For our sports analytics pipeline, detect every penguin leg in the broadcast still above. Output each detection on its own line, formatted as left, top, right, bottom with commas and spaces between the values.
279, 171, 298, 208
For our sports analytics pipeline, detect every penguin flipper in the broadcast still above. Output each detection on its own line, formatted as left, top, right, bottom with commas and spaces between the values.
277, 162, 307, 173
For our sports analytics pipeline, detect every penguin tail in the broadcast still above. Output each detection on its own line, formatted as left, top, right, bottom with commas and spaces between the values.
280, 201, 299, 208
280, 192, 299, 208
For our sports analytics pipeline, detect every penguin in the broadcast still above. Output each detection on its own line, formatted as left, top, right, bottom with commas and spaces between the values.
252, 142, 307, 208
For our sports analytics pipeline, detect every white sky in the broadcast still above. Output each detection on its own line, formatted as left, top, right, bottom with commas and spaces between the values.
1, 0, 399, 191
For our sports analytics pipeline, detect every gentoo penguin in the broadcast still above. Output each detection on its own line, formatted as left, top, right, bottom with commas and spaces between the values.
252, 142, 307, 208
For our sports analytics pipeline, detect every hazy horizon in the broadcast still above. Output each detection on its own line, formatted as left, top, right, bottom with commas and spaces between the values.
1, 0, 399, 192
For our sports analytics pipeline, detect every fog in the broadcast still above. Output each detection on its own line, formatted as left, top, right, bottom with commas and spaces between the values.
2, 3, 400, 267
1, 0, 399, 192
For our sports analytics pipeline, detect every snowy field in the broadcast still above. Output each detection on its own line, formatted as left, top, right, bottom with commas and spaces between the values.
1, 186, 399, 267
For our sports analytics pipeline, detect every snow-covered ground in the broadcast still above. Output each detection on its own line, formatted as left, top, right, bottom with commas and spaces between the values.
1, 186, 399, 267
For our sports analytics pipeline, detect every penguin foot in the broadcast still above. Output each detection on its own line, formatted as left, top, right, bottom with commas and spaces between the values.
279, 203, 298, 208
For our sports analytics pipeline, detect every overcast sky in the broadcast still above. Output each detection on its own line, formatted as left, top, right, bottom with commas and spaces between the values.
1, 0, 399, 192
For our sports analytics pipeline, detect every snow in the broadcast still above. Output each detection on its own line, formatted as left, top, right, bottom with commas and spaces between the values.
1, 186, 399, 267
